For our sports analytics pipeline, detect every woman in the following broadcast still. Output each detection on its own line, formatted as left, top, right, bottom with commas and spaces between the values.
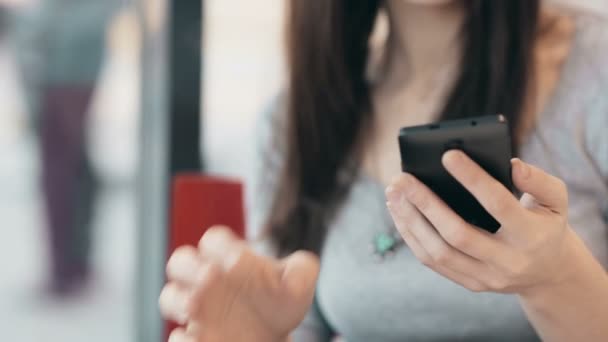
160, 1, 608, 341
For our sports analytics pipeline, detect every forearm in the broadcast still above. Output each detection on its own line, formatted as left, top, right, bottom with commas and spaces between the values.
519, 231, 608, 342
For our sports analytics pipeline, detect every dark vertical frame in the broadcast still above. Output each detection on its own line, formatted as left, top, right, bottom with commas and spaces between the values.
169, 0, 203, 173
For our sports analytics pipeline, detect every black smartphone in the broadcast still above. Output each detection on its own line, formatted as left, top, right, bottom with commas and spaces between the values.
398, 115, 513, 233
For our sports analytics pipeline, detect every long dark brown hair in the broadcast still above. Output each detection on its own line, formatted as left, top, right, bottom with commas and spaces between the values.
267, 0, 540, 256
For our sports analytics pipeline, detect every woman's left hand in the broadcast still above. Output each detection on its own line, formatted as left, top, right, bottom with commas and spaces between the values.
386, 150, 581, 295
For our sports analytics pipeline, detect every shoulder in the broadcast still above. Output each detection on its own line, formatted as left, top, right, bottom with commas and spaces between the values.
538, 7, 608, 88
566, 14, 608, 127
554, 12, 608, 177
537, 9, 608, 118
247, 94, 289, 243
255, 93, 288, 150
563, 12, 608, 92
529, 11, 608, 167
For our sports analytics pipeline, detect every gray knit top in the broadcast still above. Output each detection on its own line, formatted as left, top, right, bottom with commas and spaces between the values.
247, 15, 608, 342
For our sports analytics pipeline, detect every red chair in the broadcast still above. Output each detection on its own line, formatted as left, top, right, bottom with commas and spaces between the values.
165, 174, 246, 341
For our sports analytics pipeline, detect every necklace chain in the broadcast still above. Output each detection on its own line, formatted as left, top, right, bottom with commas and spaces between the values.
366, 127, 405, 261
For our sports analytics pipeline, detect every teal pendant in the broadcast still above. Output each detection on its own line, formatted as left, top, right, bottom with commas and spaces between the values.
372, 232, 400, 259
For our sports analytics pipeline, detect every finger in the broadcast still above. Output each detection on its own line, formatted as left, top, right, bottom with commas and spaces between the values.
167, 246, 203, 286
387, 173, 506, 262
186, 322, 204, 338
519, 193, 537, 210
442, 150, 524, 227
187, 262, 225, 320
159, 283, 191, 325
391, 211, 433, 263
168, 328, 197, 342
391, 217, 486, 293
511, 158, 568, 215
198, 226, 244, 268
386, 196, 488, 277
280, 251, 320, 301
430, 264, 487, 293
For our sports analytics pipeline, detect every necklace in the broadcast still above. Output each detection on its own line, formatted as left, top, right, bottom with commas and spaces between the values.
367, 55, 459, 261
369, 176, 405, 261
365, 135, 406, 262
371, 229, 404, 260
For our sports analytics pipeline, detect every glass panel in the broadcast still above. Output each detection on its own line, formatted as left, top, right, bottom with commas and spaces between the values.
0, 0, 141, 340
135, 0, 170, 341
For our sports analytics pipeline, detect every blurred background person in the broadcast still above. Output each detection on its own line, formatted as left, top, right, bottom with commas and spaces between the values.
9, 0, 125, 297
1, 0, 139, 339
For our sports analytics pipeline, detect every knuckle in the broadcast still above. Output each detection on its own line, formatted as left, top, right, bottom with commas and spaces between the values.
167, 246, 197, 274
168, 329, 190, 342
557, 179, 569, 206
505, 254, 532, 279
159, 282, 178, 299
193, 261, 223, 291
158, 285, 170, 310
204, 261, 224, 283
419, 254, 435, 267
225, 246, 250, 272
445, 226, 470, 250
198, 232, 211, 250
487, 277, 511, 292
173, 245, 197, 259
400, 205, 420, 224
191, 263, 223, 309
411, 192, 432, 212
487, 197, 510, 216
204, 225, 230, 240
430, 245, 452, 266
158, 283, 186, 318
199, 225, 235, 248
466, 281, 487, 293
465, 169, 483, 188
555, 178, 568, 194
507, 257, 530, 278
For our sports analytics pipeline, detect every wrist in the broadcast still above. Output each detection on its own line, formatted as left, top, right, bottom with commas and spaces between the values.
518, 229, 604, 308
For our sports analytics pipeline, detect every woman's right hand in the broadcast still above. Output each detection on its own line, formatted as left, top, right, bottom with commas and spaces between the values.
159, 226, 320, 342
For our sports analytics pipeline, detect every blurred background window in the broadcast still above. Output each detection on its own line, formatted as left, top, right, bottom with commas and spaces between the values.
0, 0, 139, 340
204, 0, 285, 179
0, 0, 284, 340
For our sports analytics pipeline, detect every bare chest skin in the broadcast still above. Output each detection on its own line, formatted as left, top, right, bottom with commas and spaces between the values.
362, 7, 574, 188
363, 76, 454, 188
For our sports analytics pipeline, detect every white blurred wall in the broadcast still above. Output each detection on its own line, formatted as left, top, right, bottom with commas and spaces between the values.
204, 0, 285, 180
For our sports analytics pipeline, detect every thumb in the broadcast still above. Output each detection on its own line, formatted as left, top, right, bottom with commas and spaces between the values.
511, 158, 568, 215
279, 251, 320, 301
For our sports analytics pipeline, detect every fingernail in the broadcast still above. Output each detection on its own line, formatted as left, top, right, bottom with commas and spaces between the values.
443, 150, 463, 166
512, 158, 530, 180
